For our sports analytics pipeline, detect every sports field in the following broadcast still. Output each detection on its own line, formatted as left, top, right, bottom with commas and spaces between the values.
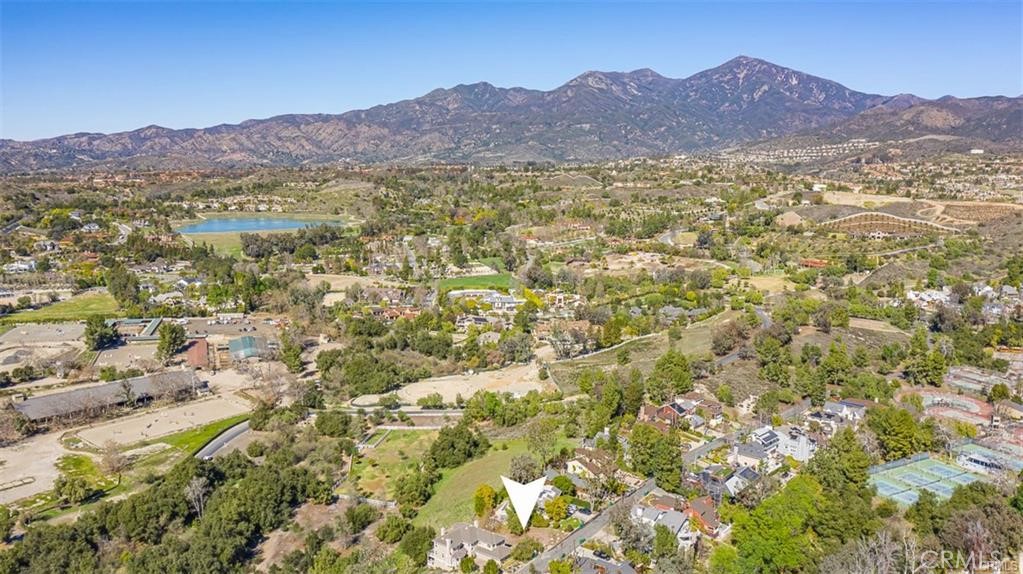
438, 273, 514, 292
869, 454, 981, 506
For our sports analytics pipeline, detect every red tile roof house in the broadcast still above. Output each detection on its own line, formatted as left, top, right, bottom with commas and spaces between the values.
686, 495, 729, 539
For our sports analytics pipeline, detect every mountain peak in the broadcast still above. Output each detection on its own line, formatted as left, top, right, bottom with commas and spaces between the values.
3, 56, 1013, 172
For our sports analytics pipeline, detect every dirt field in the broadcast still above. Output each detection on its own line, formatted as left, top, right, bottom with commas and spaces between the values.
307, 273, 404, 291
76, 394, 252, 447
94, 344, 158, 370
0, 431, 66, 505
353, 361, 549, 406
746, 275, 797, 294
823, 191, 913, 208
0, 322, 84, 345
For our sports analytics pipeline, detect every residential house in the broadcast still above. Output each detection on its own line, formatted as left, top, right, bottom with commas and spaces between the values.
731, 443, 772, 470
686, 496, 726, 538
776, 426, 818, 462
427, 523, 512, 571
567, 448, 616, 480
724, 466, 761, 498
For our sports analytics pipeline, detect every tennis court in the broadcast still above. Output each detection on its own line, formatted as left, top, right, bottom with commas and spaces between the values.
869, 454, 982, 506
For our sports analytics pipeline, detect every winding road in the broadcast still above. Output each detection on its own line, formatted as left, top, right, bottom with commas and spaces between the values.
194, 420, 250, 459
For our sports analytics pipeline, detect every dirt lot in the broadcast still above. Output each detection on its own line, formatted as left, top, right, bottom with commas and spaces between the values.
0, 322, 84, 345
95, 343, 158, 371
75, 394, 252, 447
0, 431, 66, 505
353, 361, 549, 406
306, 273, 404, 292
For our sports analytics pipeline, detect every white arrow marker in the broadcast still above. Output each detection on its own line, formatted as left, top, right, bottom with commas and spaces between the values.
501, 475, 546, 529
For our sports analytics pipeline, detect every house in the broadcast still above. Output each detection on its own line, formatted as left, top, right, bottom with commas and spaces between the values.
630, 505, 697, 548
750, 426, 780, 452
731, 442, 772, 470
696, 466, 732, 504
583, 427, 630, 460
822, 400, 867, 422
81, 222, 102, 233
686, 496, 725, 538
427, 523, 512, 571
567, 448, 616, 480
3, 260, 36, 274
776, 426, 818, 462
724, 466, 761, 497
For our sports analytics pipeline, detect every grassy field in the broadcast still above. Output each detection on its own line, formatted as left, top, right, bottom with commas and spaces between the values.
183, 232, 245, 257
347, 430, 438, 499
549, 310, 737, 394
157, 414, 251, 455
438, 273, 514, 292
2, 291, 119, 323
413, 436, 576, 529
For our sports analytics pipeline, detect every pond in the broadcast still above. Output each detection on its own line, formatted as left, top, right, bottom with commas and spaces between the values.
176, 216, 342, 234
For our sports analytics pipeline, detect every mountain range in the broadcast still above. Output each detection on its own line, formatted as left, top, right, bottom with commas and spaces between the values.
1, 56, 1020, 172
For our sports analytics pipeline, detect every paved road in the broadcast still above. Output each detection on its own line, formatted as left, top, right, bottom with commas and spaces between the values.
194, 420, 250, 459
517, 479, 657, 574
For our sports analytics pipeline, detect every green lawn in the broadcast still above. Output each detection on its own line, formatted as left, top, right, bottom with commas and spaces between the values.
347, 430, 438, 499
3, 291, 119, 323
157, 414, 251, 455
183, 232, 245, 257
413, 436, 577, 529
438, 273, 514, 292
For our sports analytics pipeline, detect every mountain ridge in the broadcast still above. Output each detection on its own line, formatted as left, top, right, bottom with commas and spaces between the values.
1, 56, 1019, 172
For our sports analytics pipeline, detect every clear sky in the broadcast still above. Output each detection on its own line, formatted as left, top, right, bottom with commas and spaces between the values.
1, 1, 1020, 141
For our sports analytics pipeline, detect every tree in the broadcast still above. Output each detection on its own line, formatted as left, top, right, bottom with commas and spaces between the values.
866, 406, 932, 461
474, 484, 497, 517
545, 496, 569, 522
649, 349, 693, 396
548, 559, 572, 574
156, 322, 186, 362
280, 335, 304, 374
84, 315, 118, 351
376, 515, 410, 543
0, 505, 12, 542
510, 538, 543, 561
344, 503, 380, 533
54, 474, 91, 505
184, 476, 210, 518
399, 526, 436, 567
508, 454, 540, 484
526, 417, 559, 467
989, 383, 1012, 403
904, 350, 947, 387
99, 440, 129, 480
732, 476, 823, 573
630, 424, 681, 492
652, 523, 678, 558
460, 555, 479, 573
428, 422, 489, 469
551, 475, 576, 497
483, 559, 500, 574
315, 411, 352, 437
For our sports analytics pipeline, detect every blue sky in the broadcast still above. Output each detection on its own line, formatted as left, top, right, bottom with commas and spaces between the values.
1, 1, 1020, 140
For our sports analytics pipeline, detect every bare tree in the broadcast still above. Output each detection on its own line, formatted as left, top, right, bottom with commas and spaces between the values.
184, 476, 210, 518
99, 441, 128, 484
